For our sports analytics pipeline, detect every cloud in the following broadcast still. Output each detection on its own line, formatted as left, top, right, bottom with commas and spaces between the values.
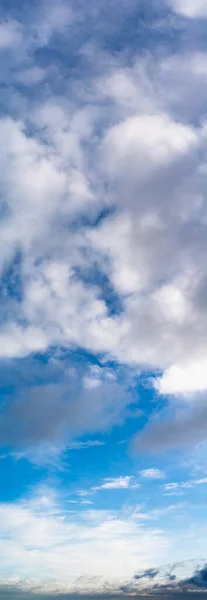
140, 469, 165, 480
0, 38, 206, 395
134, 568, 159, 580
185, 565, 207, 588
0, 20, 23, 49
3, 439, 106, 469
0, 377, 131, 456
1, 0, 207, 487
68, 440, 105, 450
163, 477, 207, 491
0, 2, 73, 53
93, 476, 140, 490
1, 0, 207, 596
171, 0, 207, 18
0, 22, 206, 420
0, 487, 170, 591
155, 360, 207, 396
133, 401, 207, 452
0, 588, 206, 600
83, 366, 116, 390
0, 479, 205, 595
119, 562, 207, 596
16, 67, 46, 86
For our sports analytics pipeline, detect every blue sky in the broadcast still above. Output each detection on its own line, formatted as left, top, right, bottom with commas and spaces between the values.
0, 0, 207, 598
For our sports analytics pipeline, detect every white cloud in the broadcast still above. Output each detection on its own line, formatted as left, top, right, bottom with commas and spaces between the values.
0, 60, 202, 375
93, 476, 137, 490
155, 360, 207, 396
92, 475, 140, 491
102, 114, 197, 184
83, 365, 116, 390
0, 488, 169, 591
0, 486, 206, 595
172, 0, 207, 17
164, 477, 207, 491
140, 469, 166, 480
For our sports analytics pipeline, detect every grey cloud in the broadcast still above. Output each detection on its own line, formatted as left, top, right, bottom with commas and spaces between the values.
1, 0, 207, 451
118, 563, 207, 597
0, 378, 131, 451
0, 587, 207, 600
134, 568, 159, 580
0, 4, 207, 381
133, 401, 207, 452
184, 566, 207, 589
0, 588, 206, 600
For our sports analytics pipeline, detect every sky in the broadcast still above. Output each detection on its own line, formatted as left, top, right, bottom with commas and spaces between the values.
0, 0, 207, 598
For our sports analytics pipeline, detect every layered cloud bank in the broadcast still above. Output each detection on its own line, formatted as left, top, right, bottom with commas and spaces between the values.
0, 483, 206, 597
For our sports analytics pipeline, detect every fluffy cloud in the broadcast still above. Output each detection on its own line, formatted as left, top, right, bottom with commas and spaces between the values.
1, 0, 207, 466
155, 360, 207, 395
1, 36, 207, 405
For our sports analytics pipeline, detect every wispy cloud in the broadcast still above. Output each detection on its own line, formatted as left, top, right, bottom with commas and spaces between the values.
163, 477, 207, 491
0, 486, 170, 591
93, 476, 140, 490
68, 440, 105, 450
140, 469, 166, 480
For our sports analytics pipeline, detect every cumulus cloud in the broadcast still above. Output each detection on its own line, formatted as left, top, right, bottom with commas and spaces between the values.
155, 360, 207, 396
0, 0, 207, 472
0, 21, 207, 414
0, 27, 207, 393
